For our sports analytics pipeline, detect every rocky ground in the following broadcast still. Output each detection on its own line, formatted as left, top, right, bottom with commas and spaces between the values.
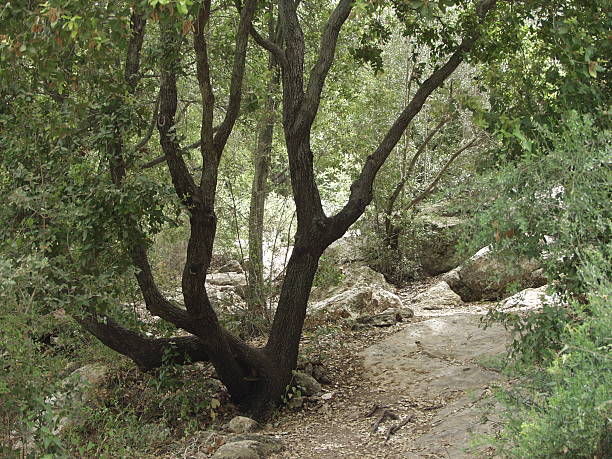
165, 240, 550, 459
260, 299, 511, 459
36, 235, 550, 459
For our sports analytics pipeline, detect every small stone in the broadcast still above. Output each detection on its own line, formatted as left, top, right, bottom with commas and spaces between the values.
292, 371, 322, 396
227, 416, 259, 434
212, 440, 260, 459
224, 434, 285, 457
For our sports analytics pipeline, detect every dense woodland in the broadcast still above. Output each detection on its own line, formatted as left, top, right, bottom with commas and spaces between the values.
0, 0, 610, 457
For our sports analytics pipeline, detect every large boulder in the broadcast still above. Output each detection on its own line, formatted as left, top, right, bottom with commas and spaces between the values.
442, 246, 546, 302
206, 272, 249, 308
412, 213, 466, 276
227, 416, 259, 434
323, 234, 366, 265
411, 281, 464, 310
355, 308, 414, 327
310, 263, 393, 302
308, 286, 403, 325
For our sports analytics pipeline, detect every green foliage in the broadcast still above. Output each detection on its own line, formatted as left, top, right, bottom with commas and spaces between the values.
470, 114, 611, 457
488, 266, 611, 458
465, 113, 611, 296
61, 363, 223, 457
0, 254, 103, 457
313, 255, 345, 289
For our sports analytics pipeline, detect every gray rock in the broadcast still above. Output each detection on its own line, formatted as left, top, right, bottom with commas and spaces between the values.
309, 286, 403, 323
227, 416, 259, 434
360, 314, 510, 398
355, 307, 413, 327
413, 213, 466, 275
499, 285, 557, 310
212, 440, 260, 459
226, 434, 285, 456
207, 272, 247, 288
217, 259, 243, 273
212, 434, 285, 459
443, 246, 546, 301
411, 281, 463, 310
292, 371, 321, 396
324, 236, 366, 265
310, 263, 393, 302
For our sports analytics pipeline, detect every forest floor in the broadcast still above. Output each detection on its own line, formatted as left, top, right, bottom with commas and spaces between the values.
254, 281, 513, 459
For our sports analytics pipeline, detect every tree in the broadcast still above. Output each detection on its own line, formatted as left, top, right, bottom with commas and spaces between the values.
1, 0, 512, 415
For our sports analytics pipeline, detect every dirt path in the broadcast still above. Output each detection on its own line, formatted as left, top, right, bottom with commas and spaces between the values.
265, 302, 510, 458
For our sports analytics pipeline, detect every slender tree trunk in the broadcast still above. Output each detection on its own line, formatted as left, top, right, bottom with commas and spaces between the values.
246, 60, 280, 316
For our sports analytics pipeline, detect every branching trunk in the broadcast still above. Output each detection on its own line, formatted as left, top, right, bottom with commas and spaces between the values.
384, 115, 452, 249
78, 0, 499, 418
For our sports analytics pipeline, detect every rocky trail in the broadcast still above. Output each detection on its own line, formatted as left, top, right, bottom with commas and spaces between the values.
168, 239, 549, 459
261, 302, 511, 459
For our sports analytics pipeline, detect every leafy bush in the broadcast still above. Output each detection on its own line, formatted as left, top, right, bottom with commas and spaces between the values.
472, 113, 611, 457
313, 255, 345, 289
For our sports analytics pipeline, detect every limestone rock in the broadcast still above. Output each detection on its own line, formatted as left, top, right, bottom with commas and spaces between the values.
309, 286, 403, 323
310, 263, 392, 302
59, 363, 109, 404
226, 434, 285, 456
292, 371, 322, 396
212, 434, 284, 459
355, 307, 414, 327
499, 285, 556, 310
207, 272, 247, 288
212, 440, 260, 459
361, 314, 510, 397
227, 416, 259, 434
217, 259, 243, 273
206, 272, 249, 306
411, 281, 463, 310
442, 246, 546, 301
324, 235, 366, 265
413, 213, 465, 276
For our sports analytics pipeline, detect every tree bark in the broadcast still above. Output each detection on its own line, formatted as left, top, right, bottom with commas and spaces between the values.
246, 13, 281, 316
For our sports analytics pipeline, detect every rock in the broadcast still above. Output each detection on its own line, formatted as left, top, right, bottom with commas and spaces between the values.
442, 246, 546, 301
39, 363, 110, 436
58, 363, 109, 404
206, 272, 249, 305
190, 431, 226, 457
212, 440, 260, 459
361, 314, 510, 398
226, 434, 285, 456
355, 308, 414, 327
309, 286, 403, 323
324, 235, 366, 265
212, 434, 284, 458
499, 285, 557, 310
412, 213, 466, 275
311, 364, 331, 385
310, 263, 393, 302
227, 416, 259, 434
217, 259, 243, 273
207, 272, 247, 288
207, 285, 247, 312
340, 264, 392, 291
292, 371, 321, 396
411, 281, 463, 310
